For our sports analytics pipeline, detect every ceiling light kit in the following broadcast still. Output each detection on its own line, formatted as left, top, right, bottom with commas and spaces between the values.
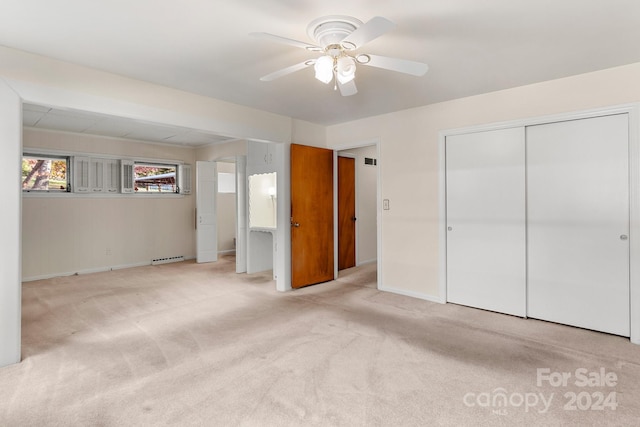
250, 15, 429, 96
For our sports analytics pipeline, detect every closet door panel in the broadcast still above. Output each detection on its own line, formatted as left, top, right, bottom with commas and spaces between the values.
446, 127, 526, 316
527, 114, 630, 336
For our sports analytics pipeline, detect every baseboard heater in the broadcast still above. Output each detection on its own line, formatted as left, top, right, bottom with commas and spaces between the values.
151, 256, 185, 265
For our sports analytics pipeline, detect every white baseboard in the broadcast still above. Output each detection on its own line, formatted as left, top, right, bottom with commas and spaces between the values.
218, 249, 236, 255
357, 258, 377, 266
22, 261, 150, 282
378, 285, 445, 304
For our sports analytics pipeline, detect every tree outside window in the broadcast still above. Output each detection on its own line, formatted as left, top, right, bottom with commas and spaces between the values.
22, 156, 69, 191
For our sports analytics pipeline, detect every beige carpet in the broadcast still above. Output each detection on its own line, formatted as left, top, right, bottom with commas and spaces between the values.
1, 255, 639, 426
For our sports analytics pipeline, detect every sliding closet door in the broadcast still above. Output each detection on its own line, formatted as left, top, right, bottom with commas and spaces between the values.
527, 114, 630, 336
446, 128, 526, 316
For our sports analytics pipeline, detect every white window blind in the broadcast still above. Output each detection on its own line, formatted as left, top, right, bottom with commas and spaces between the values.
121, 159, 135, 193
180, 164, 192, 194
74, 156, 90, 193
105, 159, 120, 193
90, 158, 104, 192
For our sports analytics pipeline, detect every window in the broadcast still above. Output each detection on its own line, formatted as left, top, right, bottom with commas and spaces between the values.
22, 154, 70, 192
22, 151, 187, 196
134, 163, 178, 193
218, 172, 236, 193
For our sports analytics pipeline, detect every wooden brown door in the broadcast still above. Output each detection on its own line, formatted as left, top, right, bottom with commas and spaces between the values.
338, 156, 356, 270
290, 144, 334, 288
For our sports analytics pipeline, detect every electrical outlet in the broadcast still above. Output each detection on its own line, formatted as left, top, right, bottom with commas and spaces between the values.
106, 248, 112, 256
383, 199, 390, 210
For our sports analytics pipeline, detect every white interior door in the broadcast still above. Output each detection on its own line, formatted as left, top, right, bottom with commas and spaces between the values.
446, 127, 526, 316
527, 114, 630, 336
196, 161, 217, 263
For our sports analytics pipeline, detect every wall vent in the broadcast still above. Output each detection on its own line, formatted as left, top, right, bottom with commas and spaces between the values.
151, 256, 185, 265
364, 157, 377, 166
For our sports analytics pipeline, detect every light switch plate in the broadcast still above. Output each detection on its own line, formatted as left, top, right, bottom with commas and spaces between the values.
383, 199, 390, 210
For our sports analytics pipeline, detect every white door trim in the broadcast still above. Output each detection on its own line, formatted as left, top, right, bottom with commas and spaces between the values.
438, 103, 640, 344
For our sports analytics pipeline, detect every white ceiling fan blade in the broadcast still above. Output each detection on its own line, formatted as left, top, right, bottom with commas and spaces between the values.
250, 32, 322, 51
358, 54, 429, 76
341, 17, 396, 49
338, 79, 357, 96
260, 61, 313, 82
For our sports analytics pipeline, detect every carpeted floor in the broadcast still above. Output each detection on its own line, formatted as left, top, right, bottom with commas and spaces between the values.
1, 255, 639, 426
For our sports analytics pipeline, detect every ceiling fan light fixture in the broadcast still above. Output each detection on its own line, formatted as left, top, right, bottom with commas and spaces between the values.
336, 56, 356, 84
314, 55, 334, 84
253, 15, 428, 97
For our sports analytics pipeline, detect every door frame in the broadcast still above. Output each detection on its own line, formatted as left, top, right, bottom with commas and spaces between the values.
438, 103, 640, 344
332, 141, 382, 289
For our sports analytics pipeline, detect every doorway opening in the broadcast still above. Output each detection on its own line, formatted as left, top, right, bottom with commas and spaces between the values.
336, 144, 379, 283
216, 160, 237, 259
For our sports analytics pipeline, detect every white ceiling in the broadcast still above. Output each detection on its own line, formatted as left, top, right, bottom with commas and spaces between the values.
3, 0, 640, 140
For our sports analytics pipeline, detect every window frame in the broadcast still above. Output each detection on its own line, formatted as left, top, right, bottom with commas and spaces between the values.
133, 161, 180, 194
21, 148, 189, 197
22, 153, 71, 193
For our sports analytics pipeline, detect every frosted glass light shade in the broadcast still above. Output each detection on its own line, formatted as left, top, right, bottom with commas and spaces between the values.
314, 55, 334, 84
336, 56, 356, 84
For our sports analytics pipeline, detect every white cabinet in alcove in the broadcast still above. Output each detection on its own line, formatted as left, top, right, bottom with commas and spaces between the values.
248, 141, 276, 171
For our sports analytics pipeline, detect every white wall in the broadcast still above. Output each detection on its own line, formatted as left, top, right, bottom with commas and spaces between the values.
0, 78, 22, 367
292, 119, 327, 148
196, 139, 247, 161
22, 128, 196, 280
327, 62, 640, 301
338, 146, 377, 265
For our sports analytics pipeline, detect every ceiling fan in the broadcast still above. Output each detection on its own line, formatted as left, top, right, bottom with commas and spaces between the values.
250, 15, 429, 96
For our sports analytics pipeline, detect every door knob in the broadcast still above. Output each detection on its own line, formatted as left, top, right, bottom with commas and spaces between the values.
620, 234, 628, 241
447, 226, 453, 231
292, 222, 300, 227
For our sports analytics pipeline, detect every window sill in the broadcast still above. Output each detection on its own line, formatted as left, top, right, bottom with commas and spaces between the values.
22, 192, 186, 199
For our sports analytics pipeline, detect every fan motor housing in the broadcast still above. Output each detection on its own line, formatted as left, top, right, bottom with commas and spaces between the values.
307, 15, 363, 48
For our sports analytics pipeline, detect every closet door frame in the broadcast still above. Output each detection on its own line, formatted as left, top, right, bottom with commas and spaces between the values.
438, 103, 640, 344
